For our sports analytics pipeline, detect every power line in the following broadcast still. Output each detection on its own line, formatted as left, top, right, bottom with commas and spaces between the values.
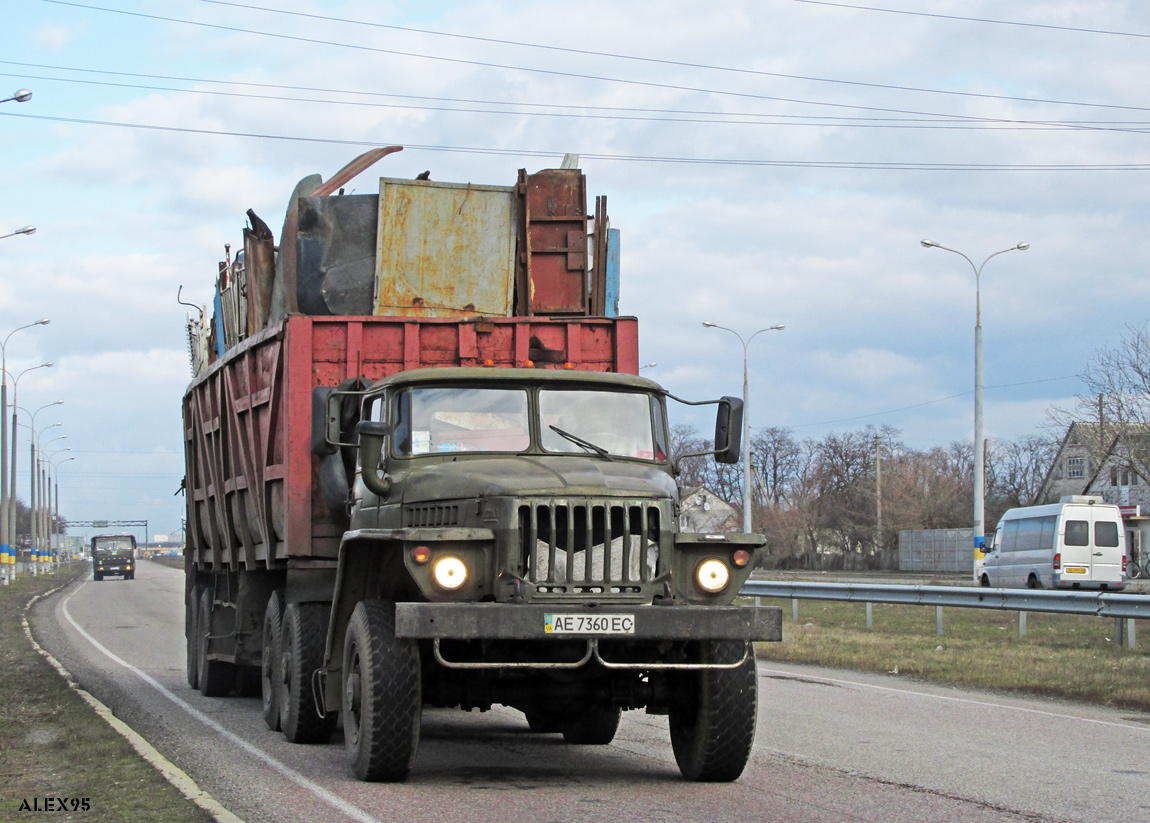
8, 110, 1150, 170
789, 0, 1150, 41
9, 67, 1150, 134
188, 0, 1150, 113
37, 0, 1148, 128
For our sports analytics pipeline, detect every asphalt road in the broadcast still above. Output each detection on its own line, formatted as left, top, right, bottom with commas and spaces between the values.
29, 560, 1150, 823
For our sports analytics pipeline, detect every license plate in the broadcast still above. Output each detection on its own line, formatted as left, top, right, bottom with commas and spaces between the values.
1065, 567, 1087, 574
544, 613, 635, 635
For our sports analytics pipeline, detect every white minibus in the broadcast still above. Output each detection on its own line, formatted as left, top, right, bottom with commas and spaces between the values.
979, 496, 1127, 590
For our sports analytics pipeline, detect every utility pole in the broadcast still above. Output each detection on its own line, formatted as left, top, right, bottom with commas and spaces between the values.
874, 433, 883, 555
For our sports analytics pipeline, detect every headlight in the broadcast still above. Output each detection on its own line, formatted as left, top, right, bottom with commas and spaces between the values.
432, 556, 468, 590
695, 558, 730, 593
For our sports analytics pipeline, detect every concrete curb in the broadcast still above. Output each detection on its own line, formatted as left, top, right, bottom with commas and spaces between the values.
22, 577, 244, 823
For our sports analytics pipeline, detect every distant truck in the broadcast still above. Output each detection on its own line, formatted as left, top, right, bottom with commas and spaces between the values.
183, 150, 781, 783
92, 534, 136, 581
979, 496, 1127, 590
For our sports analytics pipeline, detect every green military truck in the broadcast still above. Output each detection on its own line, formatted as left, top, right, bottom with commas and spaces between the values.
183, 152, 782, 783
92, 534, 136, 581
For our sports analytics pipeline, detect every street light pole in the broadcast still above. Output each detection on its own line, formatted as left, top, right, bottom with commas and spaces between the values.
921, 239, 1028, 557
6, 365, 53, 578
703, 321, 785, 533
24, 404, 61, 575
0, 320, 49, 583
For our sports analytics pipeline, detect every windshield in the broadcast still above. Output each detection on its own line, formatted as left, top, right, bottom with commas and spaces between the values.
539, 389, 661, 460
393, 387, 530, 456
93, 537, 134, 554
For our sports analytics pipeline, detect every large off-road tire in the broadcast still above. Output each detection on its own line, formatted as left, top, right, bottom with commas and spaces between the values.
280, 602, 337, 744
561, 704, 621, 745
261, 590, 285, 731
197, 588, 235, 697
342, 600, 421, 782
668, 640, 758, 782
186, 587, 200, 689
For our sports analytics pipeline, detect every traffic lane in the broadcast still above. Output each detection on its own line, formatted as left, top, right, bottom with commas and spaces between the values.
756, 661, 1150, 823
33, 561, 1047, 823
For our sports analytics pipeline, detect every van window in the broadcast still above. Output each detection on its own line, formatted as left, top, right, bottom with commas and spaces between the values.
1040, 516, 1057, 549
1095, 521, 1119, 548
1017, 518, 1043, 552
1065, 520, 1089, 546
1001, 520, 1020, 552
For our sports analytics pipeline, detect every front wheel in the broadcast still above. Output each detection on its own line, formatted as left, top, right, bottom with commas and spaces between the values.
668, 640, 758, 782
1129, 557, 1142, 579
342, 600, 421, 782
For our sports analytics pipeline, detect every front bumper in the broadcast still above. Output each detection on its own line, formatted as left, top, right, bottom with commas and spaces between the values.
395, 602, 782, 642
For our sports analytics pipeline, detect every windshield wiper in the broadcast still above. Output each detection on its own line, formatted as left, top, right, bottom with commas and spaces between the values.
548, 425, 614, 460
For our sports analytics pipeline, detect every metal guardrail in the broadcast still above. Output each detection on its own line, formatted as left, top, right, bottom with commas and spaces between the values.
741, 580, 1150, 620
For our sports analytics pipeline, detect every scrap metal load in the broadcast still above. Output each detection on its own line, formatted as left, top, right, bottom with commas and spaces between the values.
187, 147, 621, 374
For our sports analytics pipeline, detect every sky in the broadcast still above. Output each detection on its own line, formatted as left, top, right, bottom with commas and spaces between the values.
3, 0, 1150, 544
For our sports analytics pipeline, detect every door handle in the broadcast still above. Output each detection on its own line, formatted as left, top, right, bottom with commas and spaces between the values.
1093, 552, 1104, 556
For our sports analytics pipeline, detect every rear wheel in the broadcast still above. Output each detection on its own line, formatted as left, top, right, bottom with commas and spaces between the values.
342, 600, 421, 782
668, 640, 758, 782
94, 571, 103, 582
561, 703, 620, 745
261, 591, 285, 731
186, 587, 200, 688
197, 589, 235, 696
1027, 574, 1041, 589
280, 602, 337, 744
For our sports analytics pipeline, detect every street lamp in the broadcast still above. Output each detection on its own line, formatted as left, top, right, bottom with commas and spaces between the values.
0, 90, 32, 104
921, 239, 1028, 558
5, 364, 53, 578
48, 454, 74, 568
0, 226, 36, 241
640, 362, 657, 370
702, 321, 785, 533
0, 320, 49, 583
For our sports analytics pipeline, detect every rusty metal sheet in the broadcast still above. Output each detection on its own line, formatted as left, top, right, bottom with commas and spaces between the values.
374, 178, 516, 318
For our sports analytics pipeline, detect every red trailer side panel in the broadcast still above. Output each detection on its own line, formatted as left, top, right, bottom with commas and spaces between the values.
184, 315, 639, 571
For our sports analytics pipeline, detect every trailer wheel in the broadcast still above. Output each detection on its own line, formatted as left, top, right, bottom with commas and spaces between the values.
186, 587, 200, 689
197, 589, 235, 697
261, 590, 284, 731
280, 602, 337, 744
342, 600, 421, 782
668, 640, 758, 782
561, 703, 621, 745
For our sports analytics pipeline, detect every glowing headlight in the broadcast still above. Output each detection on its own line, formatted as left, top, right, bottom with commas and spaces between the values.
695, 558, 730, 593
432, 556, 468, 590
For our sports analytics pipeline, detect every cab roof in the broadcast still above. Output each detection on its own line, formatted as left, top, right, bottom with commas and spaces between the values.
373, 367, 665, 393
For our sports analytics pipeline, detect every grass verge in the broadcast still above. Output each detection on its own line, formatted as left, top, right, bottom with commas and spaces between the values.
0, 564, 214, 822
752, 594, 1150, 711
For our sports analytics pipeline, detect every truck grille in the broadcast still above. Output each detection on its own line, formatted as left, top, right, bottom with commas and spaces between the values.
519, 500, 661, 593
404, 504, 461, 527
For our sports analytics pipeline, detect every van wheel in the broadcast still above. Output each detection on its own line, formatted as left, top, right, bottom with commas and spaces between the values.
668, 640, 758, 782
342, 600, 421, 781
1027, 574, 1041, 589
198, 589, 235, 696
980, 574, 990, 588
261, 591, 284, 731
280, 602, 337, 744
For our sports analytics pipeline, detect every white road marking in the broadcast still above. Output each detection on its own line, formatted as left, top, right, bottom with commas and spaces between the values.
61, 582, 381, 823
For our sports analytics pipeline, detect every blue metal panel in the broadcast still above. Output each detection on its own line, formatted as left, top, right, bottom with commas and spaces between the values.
604, 227, 621, 318
213, 290, 226, 359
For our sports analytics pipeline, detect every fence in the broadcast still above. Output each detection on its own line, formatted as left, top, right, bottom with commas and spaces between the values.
741, 579, 1148, 648
898, 528, 974, 573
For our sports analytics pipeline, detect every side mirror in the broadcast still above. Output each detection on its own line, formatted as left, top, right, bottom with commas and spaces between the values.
354, 419, 392, 497
713, 396, 743, 465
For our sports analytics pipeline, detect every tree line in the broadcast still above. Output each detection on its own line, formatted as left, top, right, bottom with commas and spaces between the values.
672, 423, 1056, 566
